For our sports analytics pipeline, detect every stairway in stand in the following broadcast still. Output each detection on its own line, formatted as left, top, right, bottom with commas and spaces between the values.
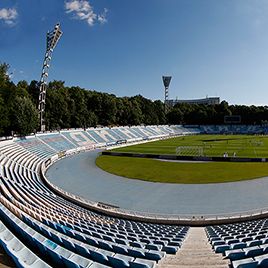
157, 227, 230, 268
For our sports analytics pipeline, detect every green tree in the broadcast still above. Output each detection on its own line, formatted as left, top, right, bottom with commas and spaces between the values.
0, 96, 9, 136
68, 86, 88, 128
100, 94, 117, 125
128, 99, 143, 125
154, 100, 166, 125
27, 80, 39, 106
13, 96, 38, 135
45, 87, 70, 130
17, 80, 29, 98
0, 62, 10, 89
166, 108, 183, 124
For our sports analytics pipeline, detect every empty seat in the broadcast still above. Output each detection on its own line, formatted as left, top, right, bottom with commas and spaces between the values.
215, 244, 230, 254
244, 246, 263, 258
130, 258, 156, 268
231, 242, 247, 250
108, 253, 134, 267
255, 253, 268, 268
225, 249, 246, 261
232, 257, 258, 268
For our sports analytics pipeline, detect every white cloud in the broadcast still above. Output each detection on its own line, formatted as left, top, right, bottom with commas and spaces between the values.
65, 0, 108, 26
98, 8, 108, 24
0, 8, 18, 26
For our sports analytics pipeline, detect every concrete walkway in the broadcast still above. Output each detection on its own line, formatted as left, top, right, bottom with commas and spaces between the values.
157, 227, 230, 268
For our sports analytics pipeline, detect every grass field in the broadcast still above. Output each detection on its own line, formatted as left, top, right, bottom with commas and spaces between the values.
111, 135, 268, 158
96, 156, 268, 184
95, 135, 268, 184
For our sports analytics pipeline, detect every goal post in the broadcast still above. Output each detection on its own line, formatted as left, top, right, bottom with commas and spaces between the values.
176, 146, 204, 157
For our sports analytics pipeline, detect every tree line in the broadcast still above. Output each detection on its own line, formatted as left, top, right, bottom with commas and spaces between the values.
1, 62, 268, 136
167, 101, 268, 126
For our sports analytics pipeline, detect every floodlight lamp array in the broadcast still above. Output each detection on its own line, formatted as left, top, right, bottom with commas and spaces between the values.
46, 23, 63, 51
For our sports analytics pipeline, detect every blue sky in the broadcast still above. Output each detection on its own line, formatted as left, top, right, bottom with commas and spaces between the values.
1, 0, 268, 105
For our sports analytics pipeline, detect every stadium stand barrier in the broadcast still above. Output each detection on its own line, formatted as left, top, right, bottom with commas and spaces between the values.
4, 124, 268, 267
2, 125, 268, 226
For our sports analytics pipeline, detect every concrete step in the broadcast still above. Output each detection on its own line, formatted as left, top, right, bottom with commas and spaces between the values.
160, 259, 228, 265
157, 227, 229, 268
169, 250, 221, 255
162, 254, 225, 259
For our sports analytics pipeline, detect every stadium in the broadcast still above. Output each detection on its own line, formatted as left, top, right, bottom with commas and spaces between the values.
3, 124, 268, 268
2, 2, 268, 268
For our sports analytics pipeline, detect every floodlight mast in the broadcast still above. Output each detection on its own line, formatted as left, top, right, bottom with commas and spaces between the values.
38, 23, 63, 132
162, 76, 172, 114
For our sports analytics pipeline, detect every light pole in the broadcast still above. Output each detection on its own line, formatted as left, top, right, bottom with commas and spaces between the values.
38, 23, 63, 132
162, 76, 172, 114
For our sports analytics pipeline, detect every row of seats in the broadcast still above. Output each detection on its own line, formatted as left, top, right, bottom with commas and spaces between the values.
16, 125, 187, 155
200, 125, 265, 134
0, 125, 189, 267
2, 124, 268, 267
206, 220, 268, 268
0, 219, 51, 268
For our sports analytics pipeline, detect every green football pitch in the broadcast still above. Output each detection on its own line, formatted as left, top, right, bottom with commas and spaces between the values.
96, 135, 268, 184
110, 134, 268, 158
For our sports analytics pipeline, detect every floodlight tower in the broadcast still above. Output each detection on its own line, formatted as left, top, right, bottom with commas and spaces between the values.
162, 76, 172, 113
38, 23, 63, 132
